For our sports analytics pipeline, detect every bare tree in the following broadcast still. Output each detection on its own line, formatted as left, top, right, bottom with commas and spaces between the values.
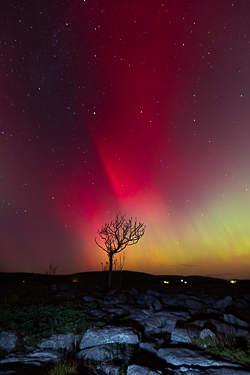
95, 212, 146, 288
46, 264, 58, 275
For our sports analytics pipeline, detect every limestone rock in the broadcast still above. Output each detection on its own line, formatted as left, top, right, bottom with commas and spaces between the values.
144, 294, 162, 311
157, 347, 241, 367
145, 311, 190, 335
204, 368, 250, 374
127, 364, 162, 375
77, 345, 114, 362
171, 327, 198, 343
89, 308, 108, 319
233, 298, 249, 310
127, 307, 153, 324
186, 298, 206, 310
161, 296, 179, 306
38, 333, 80, 351
1, 284, 250, 374
198, 328, 218, 348
79, 325, 140, 349
101, 307, 125, 317
0, 331, 17, 352
213, 296, 233, 310
0, 349, 62, 365
96, 363, 123, 374
139, 341, 158, 354
113, 293, 127, 304
223, 314, 249, 328
78, 342, 137, 365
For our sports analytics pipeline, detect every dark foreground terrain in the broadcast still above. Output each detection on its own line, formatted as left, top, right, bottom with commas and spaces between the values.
0, 270, 249, 301
0, 271, 250, 375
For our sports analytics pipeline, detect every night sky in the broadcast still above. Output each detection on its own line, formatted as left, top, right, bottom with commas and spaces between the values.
1, 0, 250, 279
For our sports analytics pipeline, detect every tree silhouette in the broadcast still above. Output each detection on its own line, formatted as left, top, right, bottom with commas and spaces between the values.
95, 212, 146, 288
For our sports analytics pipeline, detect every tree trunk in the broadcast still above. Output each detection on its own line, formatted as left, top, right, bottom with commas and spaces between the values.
108, 253, 113, 288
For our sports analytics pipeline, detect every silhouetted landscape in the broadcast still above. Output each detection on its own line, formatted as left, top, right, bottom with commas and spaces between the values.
0, 270, 249, 300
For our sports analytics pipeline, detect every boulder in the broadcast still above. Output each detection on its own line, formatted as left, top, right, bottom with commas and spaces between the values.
0, 331, 17, 352
233, 299, 249, 310
77, 345, 115, 362
146, 289, 162, 297
96, 363, 123, 374
127, 307, 153, 324
171, 327, 198, 343
199, 328, 218, 347
161, 296, 179, 306
79, 325, 140, 350
38, 333, 81, 351
200, 295, 216, 305
145, 311, 190, 335
223, 314, 249, 328
213, 296, 233, 310
113, 293, 127, 304
78, 342, 137, 365
144, 295, 162, 311
186, 298, 206, 310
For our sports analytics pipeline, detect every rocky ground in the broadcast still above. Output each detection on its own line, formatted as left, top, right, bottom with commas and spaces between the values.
0, 272, 250, 374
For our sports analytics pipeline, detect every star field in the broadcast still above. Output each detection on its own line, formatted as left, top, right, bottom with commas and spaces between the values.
1, 0, 250, 278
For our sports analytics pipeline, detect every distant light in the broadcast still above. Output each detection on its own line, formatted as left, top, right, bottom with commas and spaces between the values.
181, 279, 184, 282
184, 281, 188, 284
23, 280, 25, 283
230, 280, 237, 284
73, 279, 78, 283
164, 281, 169, 284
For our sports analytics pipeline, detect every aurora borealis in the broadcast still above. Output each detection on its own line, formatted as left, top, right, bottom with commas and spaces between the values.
1, 0, 250, 278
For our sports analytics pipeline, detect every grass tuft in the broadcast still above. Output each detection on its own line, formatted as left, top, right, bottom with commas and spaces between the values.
192, 327, 250, 367
48, 357, 79, 375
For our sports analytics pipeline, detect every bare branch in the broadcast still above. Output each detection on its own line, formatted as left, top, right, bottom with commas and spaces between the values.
95, 238, 109, 253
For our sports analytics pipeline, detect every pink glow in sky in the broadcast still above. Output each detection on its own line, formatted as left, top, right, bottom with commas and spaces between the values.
1, 0, 250, 279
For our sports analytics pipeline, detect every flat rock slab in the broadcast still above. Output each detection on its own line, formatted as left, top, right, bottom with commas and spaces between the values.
127, 364, 163, 375
38, 333, 80, 351
157, 347, 242, 367
0, 349, 62, 365
79, 325, 140, 349
181, 368, 250, 375
145, 311, 190, 334
223, 314, 250, 328
205, 368, 250, 375
77, 346, 114, 362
